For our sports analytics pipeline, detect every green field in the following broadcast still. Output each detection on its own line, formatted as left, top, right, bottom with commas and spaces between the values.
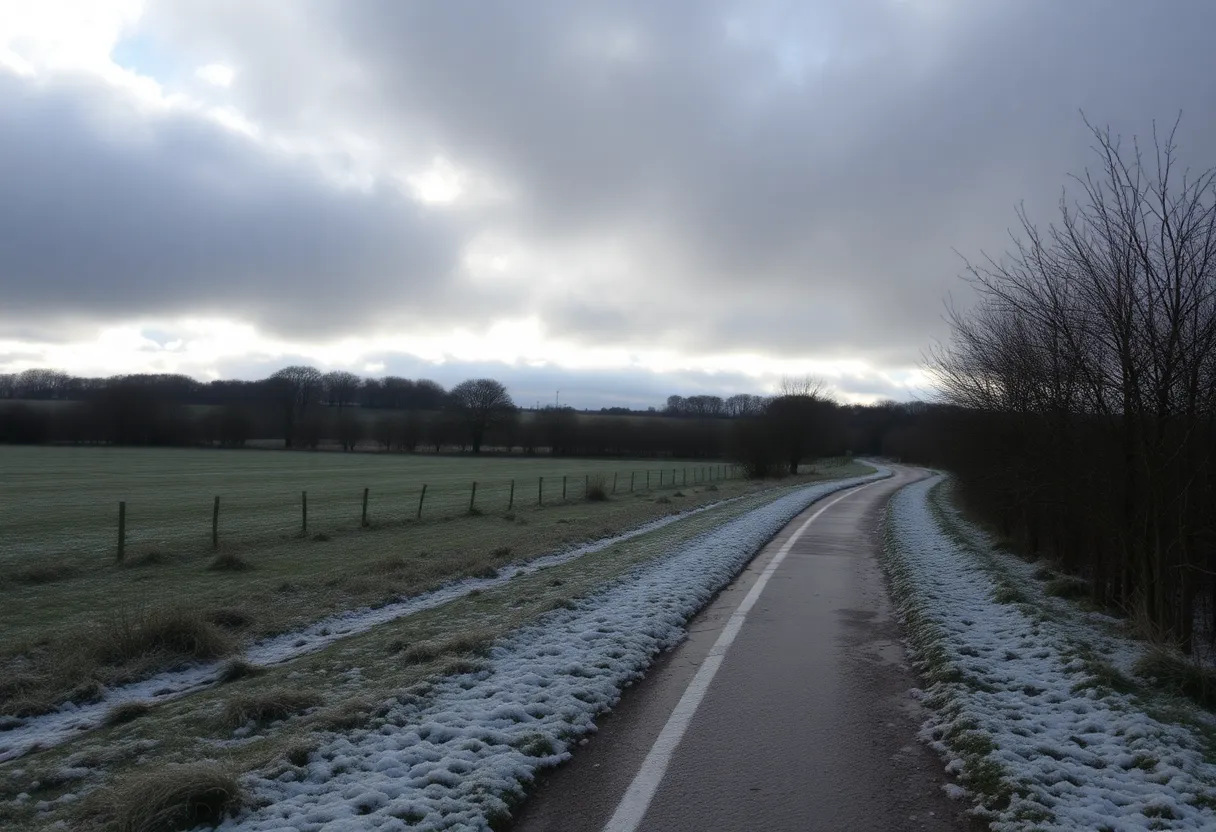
0, 445, 739, 568
0, 448, 869, 829
0, 457, 873, 831
0, 445, 862, 719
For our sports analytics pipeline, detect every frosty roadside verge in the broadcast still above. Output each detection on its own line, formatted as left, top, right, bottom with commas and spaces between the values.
882, 474, 1216, 830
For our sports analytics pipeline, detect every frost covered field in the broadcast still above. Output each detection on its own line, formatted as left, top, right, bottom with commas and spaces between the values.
210, 469, 891, 830
884, 475, 1216, 830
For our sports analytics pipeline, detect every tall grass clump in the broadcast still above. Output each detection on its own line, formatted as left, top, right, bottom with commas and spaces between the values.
87, 763, 243, 832
93, 607, 237, 667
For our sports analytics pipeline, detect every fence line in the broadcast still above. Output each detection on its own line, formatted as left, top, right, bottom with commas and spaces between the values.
5, 463, 745, 566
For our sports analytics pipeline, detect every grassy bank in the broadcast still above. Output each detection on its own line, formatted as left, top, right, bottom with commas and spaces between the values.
0, 459, 873, 831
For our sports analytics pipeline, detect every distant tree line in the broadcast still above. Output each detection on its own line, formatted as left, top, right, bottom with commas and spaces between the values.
0, 365, 926, 466
889, 119, 1216, 652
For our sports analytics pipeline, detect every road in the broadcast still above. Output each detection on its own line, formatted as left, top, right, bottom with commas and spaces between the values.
511, 466, 973, 832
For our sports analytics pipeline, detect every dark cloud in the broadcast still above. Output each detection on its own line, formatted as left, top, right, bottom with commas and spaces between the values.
0, 72, 485, 339
5, 0, 1216, 381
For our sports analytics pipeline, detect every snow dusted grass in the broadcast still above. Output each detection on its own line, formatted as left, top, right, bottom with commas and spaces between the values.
883, 474, 1216, 830
209, 468, 889, 831
1, 465, 881, 831
4, 462, 875, 721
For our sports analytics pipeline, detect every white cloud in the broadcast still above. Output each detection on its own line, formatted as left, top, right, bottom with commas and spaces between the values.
0, 0, 144, 73
195, 62, 234, 87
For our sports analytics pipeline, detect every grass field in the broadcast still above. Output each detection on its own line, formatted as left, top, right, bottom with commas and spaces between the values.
0, 463, 874, 831
0, 452, 872, 830
0, 446, 739, 569
0, 445, 863, 720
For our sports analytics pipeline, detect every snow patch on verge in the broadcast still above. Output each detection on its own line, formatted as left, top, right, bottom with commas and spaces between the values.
884, 475, 1216, 831
0, 492, 751, 763
219, 468, 891, 831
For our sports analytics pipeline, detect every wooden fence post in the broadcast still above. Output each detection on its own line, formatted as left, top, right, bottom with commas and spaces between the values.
538, 476, 544, 506
469, 481, 478, 513
646, 470, 650, 490
362, 487, 370, 527
116, 501, 126, 563
301, 491, 308, 537
509, 479, 515, 511
417, 484, 427, 519
212, 496, 220, 550
630, 471, 635, 492
562, 475, 567, 501
613, 472, 618, 494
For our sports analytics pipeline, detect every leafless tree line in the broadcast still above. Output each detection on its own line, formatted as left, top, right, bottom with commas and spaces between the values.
928, 117, 1216, 650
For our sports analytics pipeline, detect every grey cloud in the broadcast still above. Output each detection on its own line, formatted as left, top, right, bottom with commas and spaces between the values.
7, 0, 1216, 375
0, 72, 501, 339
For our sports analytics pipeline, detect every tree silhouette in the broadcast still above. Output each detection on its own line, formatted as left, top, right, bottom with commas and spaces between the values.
269, 365, 322, 448
448, 378, 516, 453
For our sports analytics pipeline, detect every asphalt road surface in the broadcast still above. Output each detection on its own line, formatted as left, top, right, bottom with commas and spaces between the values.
511, 466, 974, 832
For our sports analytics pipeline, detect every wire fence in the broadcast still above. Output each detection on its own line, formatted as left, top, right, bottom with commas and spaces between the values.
1, 462, 741, 567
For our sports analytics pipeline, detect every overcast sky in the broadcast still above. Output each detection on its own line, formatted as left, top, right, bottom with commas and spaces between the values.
3, 1, 1215, 409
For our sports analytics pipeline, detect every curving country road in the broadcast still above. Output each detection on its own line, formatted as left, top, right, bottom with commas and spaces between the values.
511, 466, 974, 832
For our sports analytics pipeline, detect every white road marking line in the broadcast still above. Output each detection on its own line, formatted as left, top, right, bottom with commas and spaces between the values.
601, 480, 880, 832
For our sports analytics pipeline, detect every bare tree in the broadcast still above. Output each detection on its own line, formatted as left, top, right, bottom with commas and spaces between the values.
322, 371, 361, 408
269, 365, 323, 448
929, 115, 1216, 650
779, 374, 827, 399
448, 378, 516, 453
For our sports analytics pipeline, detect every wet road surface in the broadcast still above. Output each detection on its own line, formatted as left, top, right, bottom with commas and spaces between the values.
511, 466, 974, 832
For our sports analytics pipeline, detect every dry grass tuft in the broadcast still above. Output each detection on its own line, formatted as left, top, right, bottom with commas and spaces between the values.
1, 561, 79, 587
284, 743, 312, 767
1134, 649, 1216, 710
222, 688, 319, 728
88, 763, 243, 832
94, 607, 237, 667
399, 631, 494, 666
215, 657, 263, 684
585, 475, 609, 502
1045, 575, 1089, 600
104, 700, 153, 727
124, 549, 169, 568
368, 555, 408, 574
206, 551, 251, 572
205, 607, 253, 630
